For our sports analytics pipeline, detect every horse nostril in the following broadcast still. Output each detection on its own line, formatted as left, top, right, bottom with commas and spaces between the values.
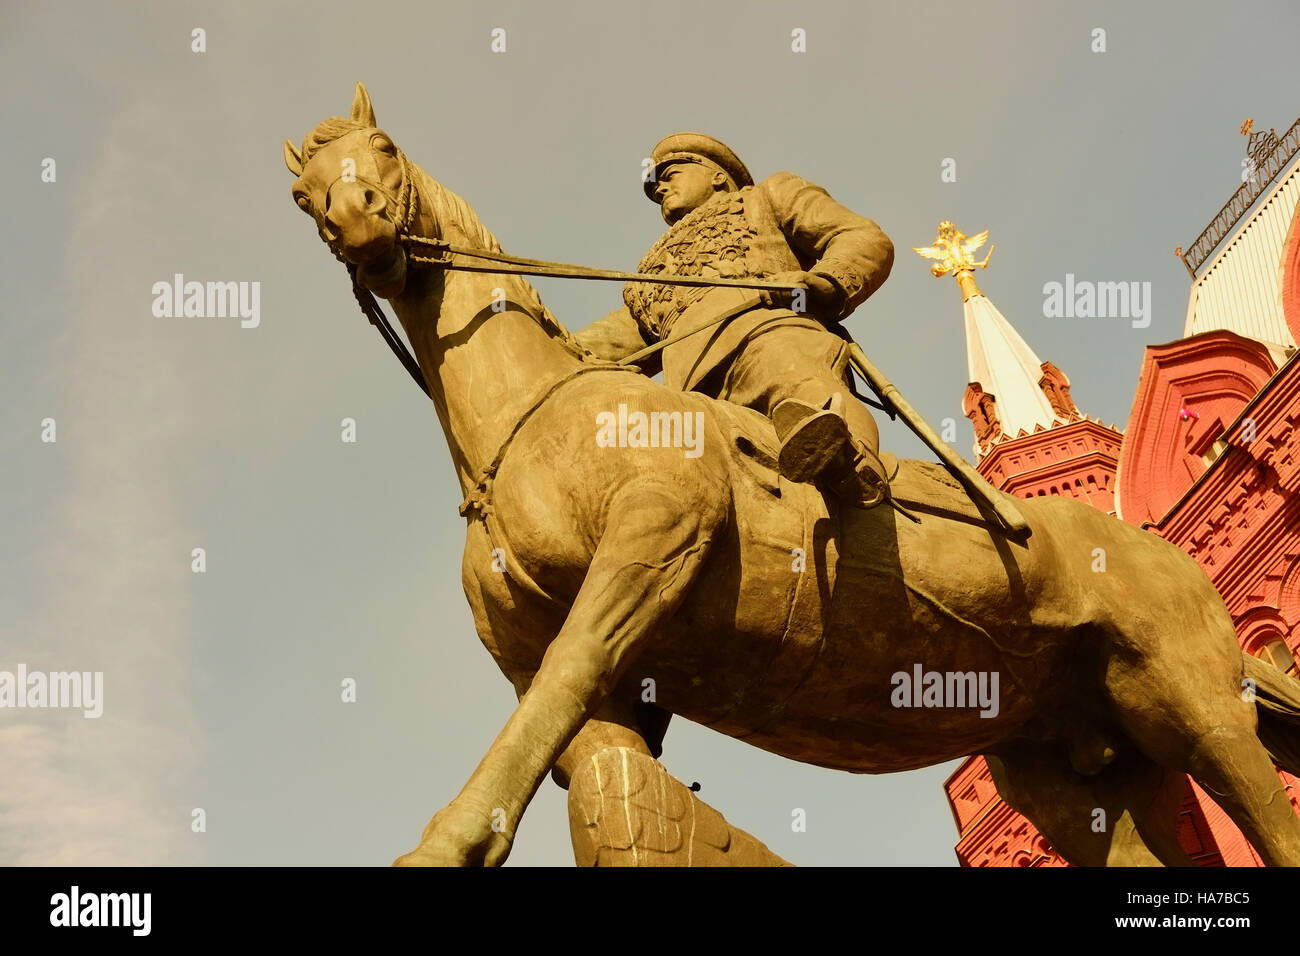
323, 204, 341, 236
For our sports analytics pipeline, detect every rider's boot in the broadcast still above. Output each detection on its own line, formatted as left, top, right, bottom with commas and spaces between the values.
772, 394, 889, 508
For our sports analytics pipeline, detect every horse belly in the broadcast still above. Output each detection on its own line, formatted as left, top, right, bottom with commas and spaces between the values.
735, 500, 1057, 769
646, 488, 1054, 772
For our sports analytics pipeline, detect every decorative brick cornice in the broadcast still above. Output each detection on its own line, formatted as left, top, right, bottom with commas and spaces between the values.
1116, 330, 1280, 527
1151, 355, 1300, 604
955, 800, 1068, 868
1038, 360, 1081, 419
963, 382, 1003, 452
974, 419, 1123, 516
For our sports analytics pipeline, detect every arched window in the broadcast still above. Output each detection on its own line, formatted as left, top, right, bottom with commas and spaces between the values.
1256, 638, 1299, 677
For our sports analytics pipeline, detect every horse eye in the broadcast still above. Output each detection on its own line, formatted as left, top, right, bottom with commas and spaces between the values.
371, 134, 395, 155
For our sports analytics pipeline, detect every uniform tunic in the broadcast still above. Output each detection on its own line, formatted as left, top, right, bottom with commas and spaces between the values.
579, 172, 894, 404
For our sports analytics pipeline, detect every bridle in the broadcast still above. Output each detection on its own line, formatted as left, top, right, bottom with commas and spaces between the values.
326, 148, 433, 398
323, 144, 1031, 538
336, 148, 806, 402
338, 149, 648, 519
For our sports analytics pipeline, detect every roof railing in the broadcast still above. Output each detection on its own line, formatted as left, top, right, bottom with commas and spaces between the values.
1176, 117, 1300, 279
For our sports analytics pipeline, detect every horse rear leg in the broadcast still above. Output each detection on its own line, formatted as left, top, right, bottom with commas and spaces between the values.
1181, 728, 1300, 866
987, 740, 1194, 866
1101, 627, 1300, 866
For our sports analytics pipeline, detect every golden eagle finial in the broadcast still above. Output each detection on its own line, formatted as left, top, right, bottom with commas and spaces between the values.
914, 221, 995, 301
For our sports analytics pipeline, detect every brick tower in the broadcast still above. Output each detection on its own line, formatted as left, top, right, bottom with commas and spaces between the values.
917, 221, 1126, 864
939, 116, 1300, 865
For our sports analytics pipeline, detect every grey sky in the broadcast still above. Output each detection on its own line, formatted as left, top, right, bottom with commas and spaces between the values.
2, 0, 1297, 865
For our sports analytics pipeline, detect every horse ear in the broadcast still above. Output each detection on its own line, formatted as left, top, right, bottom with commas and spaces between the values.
284, 139, 304, 176
350, 82, 376, 127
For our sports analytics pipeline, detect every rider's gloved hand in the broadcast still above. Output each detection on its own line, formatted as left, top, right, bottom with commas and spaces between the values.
761, 270, 848, 320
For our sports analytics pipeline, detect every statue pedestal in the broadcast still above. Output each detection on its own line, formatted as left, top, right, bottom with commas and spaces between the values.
568, 747, 792, 867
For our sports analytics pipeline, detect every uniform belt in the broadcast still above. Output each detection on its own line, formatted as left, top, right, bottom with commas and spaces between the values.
617, 293, 766, 367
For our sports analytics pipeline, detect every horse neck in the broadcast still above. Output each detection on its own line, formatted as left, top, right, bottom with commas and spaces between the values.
390, 171, 587, 492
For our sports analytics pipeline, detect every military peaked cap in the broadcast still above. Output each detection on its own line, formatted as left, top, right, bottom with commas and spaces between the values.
643, 132, 754, 201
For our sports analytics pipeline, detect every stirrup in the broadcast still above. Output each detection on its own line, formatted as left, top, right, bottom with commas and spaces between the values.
838, 444, 891, 509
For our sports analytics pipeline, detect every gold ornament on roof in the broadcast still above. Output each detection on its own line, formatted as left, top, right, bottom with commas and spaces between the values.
914, 221, 995, 301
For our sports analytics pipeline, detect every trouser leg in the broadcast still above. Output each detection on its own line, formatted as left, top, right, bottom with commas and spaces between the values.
718, 325, 889, 505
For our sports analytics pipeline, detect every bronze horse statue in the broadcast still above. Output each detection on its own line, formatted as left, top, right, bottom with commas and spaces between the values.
286, 84, 1300, 866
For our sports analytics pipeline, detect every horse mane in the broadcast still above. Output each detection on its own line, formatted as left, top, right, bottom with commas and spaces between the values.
301, 117, 588, 360
300, 117, 366, 165
420, 175, 586, 357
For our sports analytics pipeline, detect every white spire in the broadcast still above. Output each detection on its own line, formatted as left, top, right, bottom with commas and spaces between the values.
914, 221, 1073, 458
963, 292, 1060, 446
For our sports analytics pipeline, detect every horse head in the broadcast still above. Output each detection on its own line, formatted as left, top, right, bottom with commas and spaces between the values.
285, 82, 418, 299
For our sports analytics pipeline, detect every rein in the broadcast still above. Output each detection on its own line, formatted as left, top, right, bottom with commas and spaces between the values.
336, 156, 1031, 539
349, 267, 431, 399
401, 234, 804, 293
343, 151, 803, 400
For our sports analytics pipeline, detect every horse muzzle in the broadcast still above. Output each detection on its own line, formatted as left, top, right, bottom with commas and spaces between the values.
326, 180, 398, 256
324, 180, 407, 296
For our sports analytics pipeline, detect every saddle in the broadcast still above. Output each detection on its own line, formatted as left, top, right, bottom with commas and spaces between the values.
717, 402, 993, 529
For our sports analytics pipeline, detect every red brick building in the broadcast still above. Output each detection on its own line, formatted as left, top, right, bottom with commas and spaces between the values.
941, 119, 1300, 866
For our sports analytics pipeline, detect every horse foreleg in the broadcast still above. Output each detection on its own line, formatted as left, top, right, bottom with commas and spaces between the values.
394, 484, 723, 866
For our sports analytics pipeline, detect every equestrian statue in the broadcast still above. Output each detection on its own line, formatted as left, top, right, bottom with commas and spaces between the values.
284, 84, 1300, 866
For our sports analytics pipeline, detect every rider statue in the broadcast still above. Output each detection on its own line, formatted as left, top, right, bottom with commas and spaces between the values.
575, 132, 896, 505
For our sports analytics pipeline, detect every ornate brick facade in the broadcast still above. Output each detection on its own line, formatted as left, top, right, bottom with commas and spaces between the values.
942, 168, 1300, 866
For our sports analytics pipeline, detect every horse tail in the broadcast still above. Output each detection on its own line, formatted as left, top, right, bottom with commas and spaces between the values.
1243, 652, 1300, 776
